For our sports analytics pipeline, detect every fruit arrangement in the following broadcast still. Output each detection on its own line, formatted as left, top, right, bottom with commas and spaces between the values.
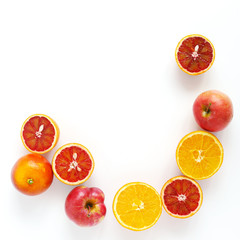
11, 34, 234, 231
12, 113, 107, 226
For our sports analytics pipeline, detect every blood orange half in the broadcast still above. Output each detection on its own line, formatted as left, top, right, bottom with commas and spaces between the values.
21, 114, 59, 154
175, 34, 215, 75
52, 143, 95, 185
161, 176, 203, 218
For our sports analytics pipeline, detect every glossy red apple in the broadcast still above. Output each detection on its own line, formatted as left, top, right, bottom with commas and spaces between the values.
65, 186, 106, 227
193, 90, 233, 132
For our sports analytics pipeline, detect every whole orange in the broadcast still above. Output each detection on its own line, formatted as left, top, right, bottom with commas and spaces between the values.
11, 153, 53, 196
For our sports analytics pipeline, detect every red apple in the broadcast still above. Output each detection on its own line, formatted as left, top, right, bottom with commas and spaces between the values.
193, 90, 233, 132
65, 186, 106, 227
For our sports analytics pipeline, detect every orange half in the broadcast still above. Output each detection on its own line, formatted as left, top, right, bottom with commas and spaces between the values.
161, 176, 203, 218
52, 143, 94, 185
112, 182, 162, 231
175, 34, 215, 75
21, 114, 59, 154
176, 131, 224, 180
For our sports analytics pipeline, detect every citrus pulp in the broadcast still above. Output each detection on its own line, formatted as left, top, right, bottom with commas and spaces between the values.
175, 34, 215, 75
112, 182, 162, 231
21, 114, 59, 154
176, 131, 224, 180
52, 143, 95, 185
161, 176, 203, 218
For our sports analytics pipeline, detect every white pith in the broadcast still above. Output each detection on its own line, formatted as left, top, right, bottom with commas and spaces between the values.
194, 150, 204, 163
35, 124, 44, 138
68, 152, 82, 172
177, 194, 187, 201
192, 45, 199, 60
132, 200, 144, 210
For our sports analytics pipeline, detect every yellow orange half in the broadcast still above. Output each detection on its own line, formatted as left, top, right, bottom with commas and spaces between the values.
112, 182, 162, 231
176, 131, 224, 180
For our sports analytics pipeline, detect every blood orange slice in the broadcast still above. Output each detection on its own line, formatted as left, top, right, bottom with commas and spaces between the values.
161, 176, 203, 218
175, 34, 215, 75
21, 114, 59, 154
52, 143, 95, 185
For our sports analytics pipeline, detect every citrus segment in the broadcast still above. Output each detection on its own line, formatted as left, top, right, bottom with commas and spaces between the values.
161, 176, 202, 218
52, 143, 94, 185
21, 114, 59, 154
176, 131, 223, 180
175, 34, 215, 75
112, 182, 162, 231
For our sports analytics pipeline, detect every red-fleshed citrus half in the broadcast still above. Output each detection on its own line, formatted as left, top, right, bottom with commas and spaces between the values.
52, 143, 95, 185
161, 176, 203, 218
175, 34, 215, 75
21, 114, 59, 154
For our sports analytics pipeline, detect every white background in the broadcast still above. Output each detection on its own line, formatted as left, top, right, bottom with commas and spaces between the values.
1, 1, 240, 239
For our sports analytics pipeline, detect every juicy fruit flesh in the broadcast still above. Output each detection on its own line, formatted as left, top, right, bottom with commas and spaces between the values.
177, 36, 214, 73
22, 116, 55, 152
113, 183, 162, 231
177, 132, 223, 179
54, 146, 93, 183
163, 178, 201, 216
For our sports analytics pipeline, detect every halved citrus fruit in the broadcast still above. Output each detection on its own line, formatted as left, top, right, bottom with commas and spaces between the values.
112, 182, 162, 231
161, 176, 203, 218
21, 114, 59, 154
52, 143, 94, 185
175, 34, 215, 75
176, 131, 224, 180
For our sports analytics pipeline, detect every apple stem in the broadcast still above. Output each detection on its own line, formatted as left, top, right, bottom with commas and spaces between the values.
206, 102, 212, 113
85, 202, 94, 217
87, 206, 91, 217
